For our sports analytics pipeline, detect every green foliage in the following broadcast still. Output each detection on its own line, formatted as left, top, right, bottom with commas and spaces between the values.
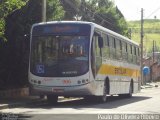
0, 0, 26, 18
47, 0, 64, 21
0, 19, 5, 40
61, 0, 128, 37
0, 0, 129, 90
86, 0, 129, 36
60, 0, 80, 20
0, 0, 65, 90
0, 0, 27, 40
128, 19, 160, 52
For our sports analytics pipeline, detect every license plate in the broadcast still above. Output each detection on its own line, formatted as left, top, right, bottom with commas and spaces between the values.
52, 88, 64, 93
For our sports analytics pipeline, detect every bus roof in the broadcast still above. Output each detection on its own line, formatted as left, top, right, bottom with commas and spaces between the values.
32, 21, 139, 46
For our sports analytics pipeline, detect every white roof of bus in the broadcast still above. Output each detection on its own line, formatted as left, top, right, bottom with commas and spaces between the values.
33, 21, 139, 46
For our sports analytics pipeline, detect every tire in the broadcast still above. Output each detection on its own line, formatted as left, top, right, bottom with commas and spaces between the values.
84, 81, 108, 103
39, 95, 45, 99
101, 81, 107, 102
47, 95, 58, 104
96, 81, 107, 103
126, 83, 133, 98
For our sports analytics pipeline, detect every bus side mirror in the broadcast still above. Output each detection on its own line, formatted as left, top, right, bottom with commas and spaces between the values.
98, 36, 103, 48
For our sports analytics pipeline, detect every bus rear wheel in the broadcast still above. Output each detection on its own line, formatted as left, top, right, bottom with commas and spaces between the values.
126, 82, 133, 98
47, 95, 58, 104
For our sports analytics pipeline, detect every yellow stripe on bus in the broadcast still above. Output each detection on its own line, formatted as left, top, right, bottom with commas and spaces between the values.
98, 64, 140, 78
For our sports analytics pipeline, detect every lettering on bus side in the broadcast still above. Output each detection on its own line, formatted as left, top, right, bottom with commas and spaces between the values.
115, 67, 127, 75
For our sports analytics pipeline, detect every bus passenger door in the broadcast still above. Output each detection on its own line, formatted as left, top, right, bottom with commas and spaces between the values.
91, 34, 103, 77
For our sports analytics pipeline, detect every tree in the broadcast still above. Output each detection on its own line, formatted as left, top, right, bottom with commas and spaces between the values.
60, 0, 80, 20
47, 0, 64, 21
85, 0, 129, 36
0, 0, 65, 90
61, 0, 128, 36
0, 0, 27, 41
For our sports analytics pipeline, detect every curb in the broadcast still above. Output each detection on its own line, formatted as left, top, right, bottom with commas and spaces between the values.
0, 98, 45, 110
0, 88, 29, 99
0, 97, 67, 110
141, 83, 159, 89
0, 87, 45, 110
0, 97, 80, 110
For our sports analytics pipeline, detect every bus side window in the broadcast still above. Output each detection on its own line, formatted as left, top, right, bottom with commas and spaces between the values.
104, 34, 109, 47
106, 34, 110, 58
120, 40, 122, 51
133, 46, 137, 64
131, 45, 134, 63
123, 42, 128, 61
134, 46, 136, 55
112, 37, 116, 59
102, 33, 110, 58
128, 44, 133, 63
127, 43, 131, 62
91, 36, 96, 78
120, 40, 122, 59
116, 39, 122, 60
94, 31, 103, 74
125, 42, 128, 53
125, 42, 128, 61
137, 47, 140, 65
128, 44, 131, 62
138, 48, 140, 56
109, 35, 113, 59
130, 44, 133, 54
122, 41, 125, 61
113, 38, 116, 49
106, 35, 110, 46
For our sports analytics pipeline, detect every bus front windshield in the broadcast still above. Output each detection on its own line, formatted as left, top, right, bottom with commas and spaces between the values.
30, 35, 89, 77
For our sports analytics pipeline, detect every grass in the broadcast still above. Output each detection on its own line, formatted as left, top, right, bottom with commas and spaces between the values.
128, 19, 160, 53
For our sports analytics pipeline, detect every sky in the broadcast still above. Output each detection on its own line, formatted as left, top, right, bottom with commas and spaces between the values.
113, 0, 160, 21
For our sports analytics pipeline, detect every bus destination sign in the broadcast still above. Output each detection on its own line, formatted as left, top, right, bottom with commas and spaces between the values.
32, 23, 91, 36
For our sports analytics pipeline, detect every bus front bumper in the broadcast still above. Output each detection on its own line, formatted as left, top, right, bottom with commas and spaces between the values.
29, 83, 94, 97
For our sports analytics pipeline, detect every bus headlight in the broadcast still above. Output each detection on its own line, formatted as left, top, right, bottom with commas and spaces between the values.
38, 81, 41, 84
82, 79, 85, 83
77, 79, 89, 85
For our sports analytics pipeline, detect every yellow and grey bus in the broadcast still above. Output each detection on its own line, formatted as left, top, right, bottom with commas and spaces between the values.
29, 21, 140, 103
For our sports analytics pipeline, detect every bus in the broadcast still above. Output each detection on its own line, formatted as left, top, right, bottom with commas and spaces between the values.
29, 21, 141, 103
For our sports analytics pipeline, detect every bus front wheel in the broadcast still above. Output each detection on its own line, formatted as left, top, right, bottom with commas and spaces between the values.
47, 95, 58, 104
100, 81, 107, 102
96, 81, 107, 102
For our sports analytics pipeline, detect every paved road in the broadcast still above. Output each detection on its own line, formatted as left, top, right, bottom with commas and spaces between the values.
0, 85, 160, 120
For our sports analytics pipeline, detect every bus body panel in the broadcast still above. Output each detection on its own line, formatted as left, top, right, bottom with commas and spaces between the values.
29, 21, 141, 98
